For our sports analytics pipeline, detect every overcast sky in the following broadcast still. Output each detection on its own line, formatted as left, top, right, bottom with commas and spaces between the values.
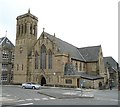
0, 0, 119, 63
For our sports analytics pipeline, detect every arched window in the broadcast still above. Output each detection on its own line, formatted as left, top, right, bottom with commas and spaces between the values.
40, 45, 46, 69
17, 64, 19, 71
25, 23, 27, 33
30, 24, 32, 34
35, 51, 38, 69
33, 25, 36, 35
18, 25, 20, 35
21, 24, 23, 34
83, 63, 86, 70
79, 63, 81, 71
75, 62, 78, 71
22, 64, 24, 70
48, 50, 52, 69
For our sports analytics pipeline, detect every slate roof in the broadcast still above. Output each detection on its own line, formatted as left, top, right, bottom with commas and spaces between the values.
38, 32, 101, 63
64, 62, 103, 79
78, 45, 101, 62
43, 32, 85, 61
74, 71, 103, 80
104, 57, 118, 72
0, 37, 14, 48
0, 37, 6, 45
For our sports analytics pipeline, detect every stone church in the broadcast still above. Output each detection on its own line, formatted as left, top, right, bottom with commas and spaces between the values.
13, 10, 107, 89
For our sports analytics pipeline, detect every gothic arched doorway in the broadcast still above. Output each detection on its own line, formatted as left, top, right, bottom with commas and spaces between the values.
41, 76, 46, 86
77, 78, 80, 88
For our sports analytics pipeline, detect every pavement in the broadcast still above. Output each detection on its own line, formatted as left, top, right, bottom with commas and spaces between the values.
0, 93, 17, 103
37, 86, 94, 99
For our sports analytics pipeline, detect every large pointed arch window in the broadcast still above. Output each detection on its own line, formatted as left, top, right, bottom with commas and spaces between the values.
35, 51, 38, 69
48, 50, 52, 69
40, 45, 46, 69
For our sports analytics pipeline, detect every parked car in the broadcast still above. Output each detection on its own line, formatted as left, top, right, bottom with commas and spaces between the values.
22, 82, 41, 89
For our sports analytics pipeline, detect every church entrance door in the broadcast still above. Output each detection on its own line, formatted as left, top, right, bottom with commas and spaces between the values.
77, 78, 80, 88
41, 76, 46, 86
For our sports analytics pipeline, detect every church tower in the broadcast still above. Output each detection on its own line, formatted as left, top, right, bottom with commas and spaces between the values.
13, 9, 38, 84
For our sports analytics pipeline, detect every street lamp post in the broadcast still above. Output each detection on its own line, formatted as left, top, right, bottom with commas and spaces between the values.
53, 72, 56, 87
80, 80, 83, 96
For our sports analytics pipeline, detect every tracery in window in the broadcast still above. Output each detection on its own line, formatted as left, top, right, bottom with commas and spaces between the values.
40, 45, 46, 69
48, 49, 52, 69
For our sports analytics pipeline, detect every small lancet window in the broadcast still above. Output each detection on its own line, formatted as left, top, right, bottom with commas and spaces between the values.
30, 24, 32, 34
21, 24, 23, 34
35, 51, 38, 69
25, 23, 27, 33
48, 50, 52, 69
18, 25, 20, 34
22, 64, 24, 70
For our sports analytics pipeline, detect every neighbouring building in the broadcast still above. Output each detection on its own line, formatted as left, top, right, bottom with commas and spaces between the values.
0, 36, 14, 84
104, 57, 119, 88
13, 10, 112, 89
118, 67, 120, 90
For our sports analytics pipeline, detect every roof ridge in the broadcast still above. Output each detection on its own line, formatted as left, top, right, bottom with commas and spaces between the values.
104, 56, 117, 63
78, 45, 101, 49
104, 56, 112, 58
44, 32, 81, 49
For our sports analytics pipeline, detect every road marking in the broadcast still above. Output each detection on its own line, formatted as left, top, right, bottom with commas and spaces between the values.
25, 99, 33, 101
18, 103, 33, 105
34, 98, 41, 101
42, 98, 49, 100
63, 92, 77, 95
15, 97, 56, 102
0, 97, 15, 101
96, 97, 118, 102
49, 97, 56, 100
17, 99, 25, 102
6, 94, 11, 97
